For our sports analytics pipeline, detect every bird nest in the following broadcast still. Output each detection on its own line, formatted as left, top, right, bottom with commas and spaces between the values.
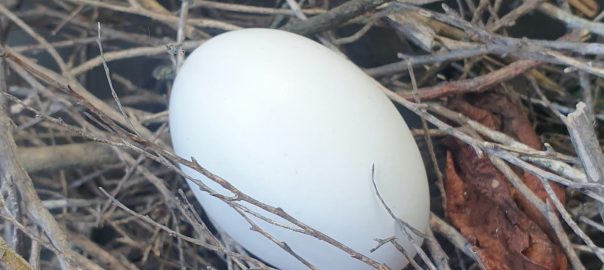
0, 0, 603, 269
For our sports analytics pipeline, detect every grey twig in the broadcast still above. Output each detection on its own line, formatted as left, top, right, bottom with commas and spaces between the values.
281, 0, 392, 36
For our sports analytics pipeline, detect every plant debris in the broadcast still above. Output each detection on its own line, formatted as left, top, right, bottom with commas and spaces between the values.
444, 93, 567, 270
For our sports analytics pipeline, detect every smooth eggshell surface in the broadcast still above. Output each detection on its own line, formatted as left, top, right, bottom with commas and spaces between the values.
169, 28, 429, 270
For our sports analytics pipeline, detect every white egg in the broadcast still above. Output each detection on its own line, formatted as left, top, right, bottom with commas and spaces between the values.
169, 28, 429, 270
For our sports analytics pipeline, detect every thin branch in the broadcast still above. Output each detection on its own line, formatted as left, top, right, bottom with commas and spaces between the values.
281, 0, 393, 35
0, 235, 31, 270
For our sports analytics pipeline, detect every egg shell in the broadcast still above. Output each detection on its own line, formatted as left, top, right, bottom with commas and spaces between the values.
169, 28, 429, 270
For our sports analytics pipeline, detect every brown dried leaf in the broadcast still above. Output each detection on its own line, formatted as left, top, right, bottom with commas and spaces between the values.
469, 94, 566, 233
444, 93, 567, 270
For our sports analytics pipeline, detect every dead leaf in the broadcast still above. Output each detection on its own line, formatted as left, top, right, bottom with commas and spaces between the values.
443, 93, 567, 270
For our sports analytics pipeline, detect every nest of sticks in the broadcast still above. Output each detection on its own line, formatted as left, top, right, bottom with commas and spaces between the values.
0, 0, 604, 269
